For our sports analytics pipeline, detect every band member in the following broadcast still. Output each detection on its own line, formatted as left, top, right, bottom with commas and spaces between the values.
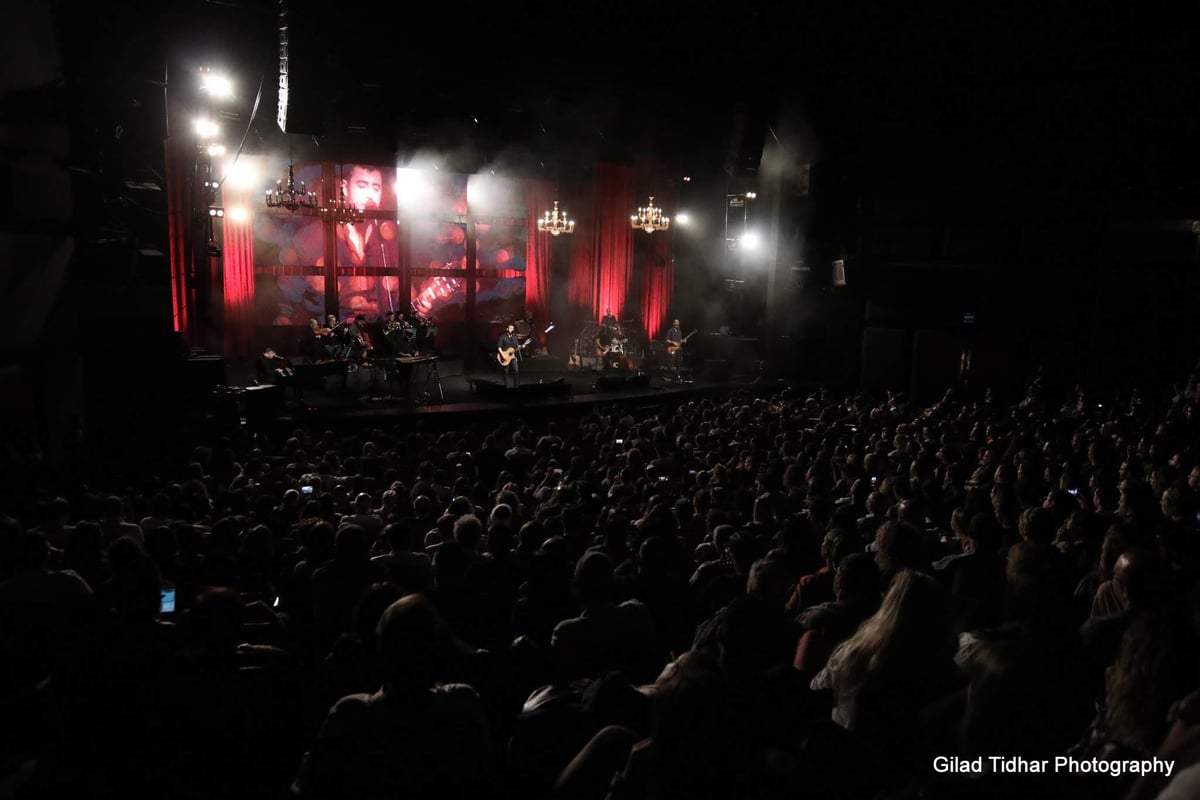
666, 319, 684, 378
497, 323, 522, 388
600, 307, 619, 331
347, 314, 372, 357
515, 313, 533, 341
300, 319, 322, 360
257, 347, 301, 400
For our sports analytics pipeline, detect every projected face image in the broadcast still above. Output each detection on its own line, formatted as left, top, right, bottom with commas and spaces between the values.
343, 165, 384, 211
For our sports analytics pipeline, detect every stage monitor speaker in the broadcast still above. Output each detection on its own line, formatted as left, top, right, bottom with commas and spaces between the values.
594, 375, 627, 392
475, 378, 569, 403
833, 259, 846, 287
628, 372, 652, 389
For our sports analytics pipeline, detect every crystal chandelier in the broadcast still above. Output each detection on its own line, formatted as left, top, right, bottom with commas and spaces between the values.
537, 200, 575, 236
265, 163, 318, 213
631, 195, 670, 233
322, 183, 365, 226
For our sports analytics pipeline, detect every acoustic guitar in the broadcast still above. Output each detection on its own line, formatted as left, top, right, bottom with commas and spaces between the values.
497, 339, 532, 366
666, 329, 697, 356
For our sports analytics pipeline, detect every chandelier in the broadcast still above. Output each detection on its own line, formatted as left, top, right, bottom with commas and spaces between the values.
322, 183, 365, 226
631, 195, 669, 233
265, 163, 318, 213
537, 200, 575, 236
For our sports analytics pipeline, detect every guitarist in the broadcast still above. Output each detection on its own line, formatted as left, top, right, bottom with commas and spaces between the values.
497, 323, 523, 388
665, 319, 685, 378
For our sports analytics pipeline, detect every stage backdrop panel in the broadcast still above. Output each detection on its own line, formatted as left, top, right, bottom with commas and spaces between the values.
257, 272, 325, 326
253, 213, 324, 268
337, 275, 402, 323
411, 274, 466, 320
477, 275, 526, 326
412, 220, 467, 271
477, 221, 527, 272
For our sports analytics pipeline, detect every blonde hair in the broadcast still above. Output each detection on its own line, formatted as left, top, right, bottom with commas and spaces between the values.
828, 570, 948, 706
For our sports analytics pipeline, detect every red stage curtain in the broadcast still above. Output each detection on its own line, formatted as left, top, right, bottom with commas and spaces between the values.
568, 164, 634, 323
640, 177, 676, 340
221, 187, 256, 357
593, 164, 634, 321
642, 231, 674, 340
164, 138, 189, 335
567, 179, 596, 318
524, 178, 554, 327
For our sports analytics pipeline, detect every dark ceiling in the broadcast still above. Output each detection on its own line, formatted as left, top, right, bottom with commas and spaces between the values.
52, 0, 1200, 243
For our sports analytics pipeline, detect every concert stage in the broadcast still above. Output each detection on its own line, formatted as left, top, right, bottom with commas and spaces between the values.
219, 356, 760, 431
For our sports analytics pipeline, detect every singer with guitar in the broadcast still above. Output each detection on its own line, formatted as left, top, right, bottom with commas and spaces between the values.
497, 323, 525, 388
665, 319, 695, 379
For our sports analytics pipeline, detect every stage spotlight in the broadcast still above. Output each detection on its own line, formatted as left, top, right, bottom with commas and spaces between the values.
208, 206, 225, 217
206, 239, 222, 257
675, 212, 691, 226
200, 72, 234, 99
745, 191, 757, 200
395, 168, 424, 207
206, 143, 226, 156
223, 158, 258, 189
193, 118, 219, 138
228, 206, 249, 223
682, 176, 692, 182
741, 230, 761, 250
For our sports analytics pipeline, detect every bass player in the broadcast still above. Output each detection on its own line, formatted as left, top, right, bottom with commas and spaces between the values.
665, 319, 693, 379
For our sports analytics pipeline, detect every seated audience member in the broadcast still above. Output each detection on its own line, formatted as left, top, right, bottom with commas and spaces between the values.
794, 552, 884, 676
811, 569, 957, 760
7, 374, 1200, 799
371, 521, 434, 595
552, 551, 659, 682
293, 595, 491, 799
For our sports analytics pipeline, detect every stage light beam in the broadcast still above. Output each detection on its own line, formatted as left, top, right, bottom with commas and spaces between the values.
200, 73, 234, 99
193, 118, 219, 138
741, 230, 761, 250
223, 158, 259, 190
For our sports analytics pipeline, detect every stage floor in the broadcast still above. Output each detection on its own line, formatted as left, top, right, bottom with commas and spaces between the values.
226, 356, 756, 428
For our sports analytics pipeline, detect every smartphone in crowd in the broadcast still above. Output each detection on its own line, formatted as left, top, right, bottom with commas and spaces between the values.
160, 585, 177, 618
301, 485, 314, 495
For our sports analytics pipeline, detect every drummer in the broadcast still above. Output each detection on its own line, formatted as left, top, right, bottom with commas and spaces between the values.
515, 313, 534, 342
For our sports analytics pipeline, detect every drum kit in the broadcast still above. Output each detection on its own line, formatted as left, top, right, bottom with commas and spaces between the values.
589, 319, 638, 371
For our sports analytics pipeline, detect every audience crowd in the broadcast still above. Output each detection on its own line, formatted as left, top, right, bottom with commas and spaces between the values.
4, 376, 1200, 799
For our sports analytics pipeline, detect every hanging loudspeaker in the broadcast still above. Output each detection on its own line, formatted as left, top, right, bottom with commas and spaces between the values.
833, 259, 846, 287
